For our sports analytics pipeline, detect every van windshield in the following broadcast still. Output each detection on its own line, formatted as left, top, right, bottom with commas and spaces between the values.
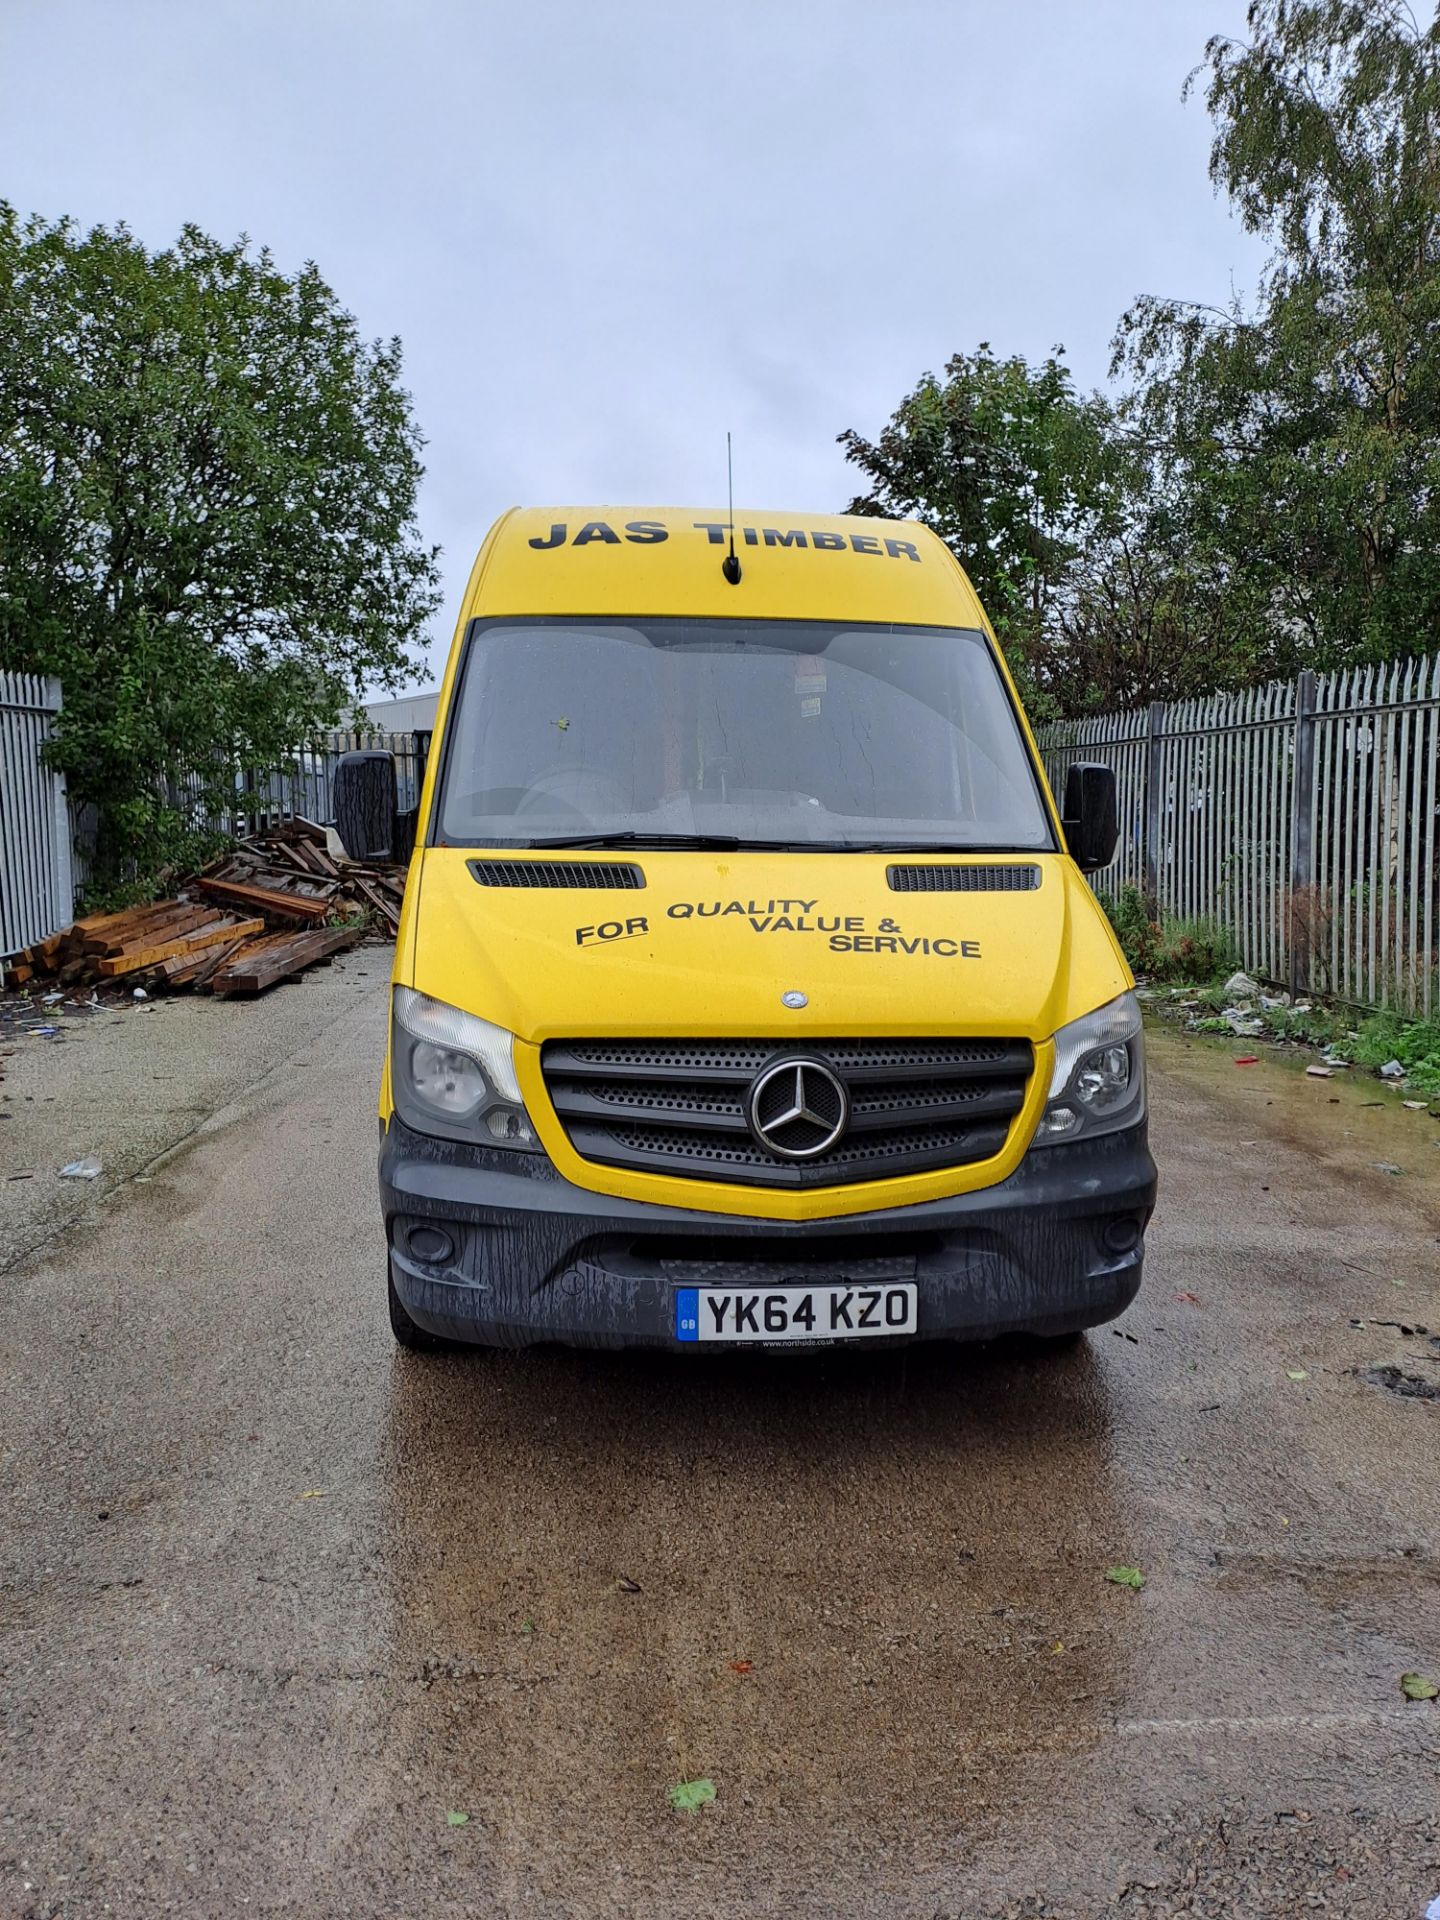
434, 617, 1055, 852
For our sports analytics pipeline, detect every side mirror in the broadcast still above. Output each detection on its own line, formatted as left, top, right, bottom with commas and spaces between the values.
334, 750, 400, 862
1061, 762, 1118, 873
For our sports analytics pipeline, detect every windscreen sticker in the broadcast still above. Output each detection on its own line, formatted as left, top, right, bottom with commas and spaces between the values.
574, 900, 979, 957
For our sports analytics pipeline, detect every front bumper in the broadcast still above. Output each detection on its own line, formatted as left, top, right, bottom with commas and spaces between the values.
380, 1115, 1158, 1351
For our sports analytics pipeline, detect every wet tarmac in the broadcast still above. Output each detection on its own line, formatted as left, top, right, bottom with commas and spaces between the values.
2, 971, 1438, 1916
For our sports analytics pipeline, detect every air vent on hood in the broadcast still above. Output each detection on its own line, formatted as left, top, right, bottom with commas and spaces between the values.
887, 863, 1041, 893
468, 859, 645, 890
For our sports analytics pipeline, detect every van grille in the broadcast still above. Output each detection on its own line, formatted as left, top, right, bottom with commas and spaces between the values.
887, 864, 1041, 892
469, 859, 645, 889
540, 1036, 1034, 1188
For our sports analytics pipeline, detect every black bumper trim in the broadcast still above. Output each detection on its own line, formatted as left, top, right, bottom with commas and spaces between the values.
379, 1114, 1158, 1352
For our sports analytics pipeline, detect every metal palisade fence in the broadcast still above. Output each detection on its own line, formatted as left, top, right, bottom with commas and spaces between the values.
1, 672, 74, 959
164, 729, 430, 840
1036, 656, 1440, 1019
66, 730, 430, 928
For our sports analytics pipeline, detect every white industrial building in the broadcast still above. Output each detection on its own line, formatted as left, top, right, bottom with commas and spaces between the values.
362, 690, 439, 733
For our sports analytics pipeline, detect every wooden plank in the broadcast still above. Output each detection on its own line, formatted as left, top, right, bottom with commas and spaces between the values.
258, 840, 318, 874
214, 861, 340, 900
149, 950, 217, 984
95, 915, 265, 977
84, 902, 215, 954
196, 930, 308, 991
254, 869, 340, 899
196, 876, 332, 923
264, 814, 328, 846
211, 925, 360, 995
179, 931, 256, 990
164, 929, 254, 987
346, 872, 399, 929
72, 901, 175, 939
282, 838, 341, 879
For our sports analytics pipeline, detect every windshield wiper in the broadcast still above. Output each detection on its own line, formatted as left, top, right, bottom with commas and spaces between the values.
517, 832, 1017, 854
520, 831, 758, 851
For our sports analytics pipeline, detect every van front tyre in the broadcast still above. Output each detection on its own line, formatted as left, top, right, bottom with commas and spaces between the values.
388, 1265, 479, 1354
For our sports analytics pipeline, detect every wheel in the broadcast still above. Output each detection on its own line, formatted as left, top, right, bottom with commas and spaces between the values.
388, 1265, 474, 1353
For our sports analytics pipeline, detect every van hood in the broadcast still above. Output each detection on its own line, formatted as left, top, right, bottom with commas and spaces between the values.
406, 849, 1128, 1044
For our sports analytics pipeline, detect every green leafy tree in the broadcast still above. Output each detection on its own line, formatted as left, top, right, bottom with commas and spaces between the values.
0, 207, 440, 888
838, 346, 1128, 712
1114, 0, 1440, 670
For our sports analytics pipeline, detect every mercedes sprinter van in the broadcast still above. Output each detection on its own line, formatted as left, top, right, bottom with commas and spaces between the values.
342, 507, 1157, 1354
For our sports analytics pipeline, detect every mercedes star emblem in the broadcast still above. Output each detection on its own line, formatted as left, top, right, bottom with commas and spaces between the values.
781, 989, 808, 1009
746, 1057, 849, 1160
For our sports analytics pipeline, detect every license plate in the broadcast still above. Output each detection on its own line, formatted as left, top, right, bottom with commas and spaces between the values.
674, 1282, 918, 1344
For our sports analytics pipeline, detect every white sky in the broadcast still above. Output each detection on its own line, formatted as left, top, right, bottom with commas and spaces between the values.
1, 0, 1265, 690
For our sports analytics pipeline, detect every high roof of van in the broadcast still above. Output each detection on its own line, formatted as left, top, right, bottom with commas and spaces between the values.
466, 507, 987, 629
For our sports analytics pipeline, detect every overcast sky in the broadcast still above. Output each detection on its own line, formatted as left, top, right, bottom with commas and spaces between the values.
2, 0, 1265, 690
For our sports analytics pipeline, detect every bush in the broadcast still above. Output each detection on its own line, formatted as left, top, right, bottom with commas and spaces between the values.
1102, 887, 1239, 985
1103, 886, 1161, 976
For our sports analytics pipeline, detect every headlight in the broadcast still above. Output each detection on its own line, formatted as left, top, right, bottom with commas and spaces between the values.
1033, 991, 1146, 1144
390, 987, 540, 1151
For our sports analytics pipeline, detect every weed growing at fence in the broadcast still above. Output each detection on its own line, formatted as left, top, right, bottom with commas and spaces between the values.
1351, 1015, 1440, 1099
1259, 1004, 1351, 1048
1102, 886, 1240, 986
1146, 983, 1440, 1103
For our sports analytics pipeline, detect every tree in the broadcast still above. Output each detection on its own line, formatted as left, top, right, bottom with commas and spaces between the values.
845, 5, 1440, 714
1114, 0, 1440, 670
838, 347, 1128, 712
0, 208, 440, 888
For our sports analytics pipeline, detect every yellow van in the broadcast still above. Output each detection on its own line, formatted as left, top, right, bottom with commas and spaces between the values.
338, 507, 1156, 1354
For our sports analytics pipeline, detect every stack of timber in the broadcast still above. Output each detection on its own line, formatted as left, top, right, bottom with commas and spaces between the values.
5, 818, 407, 999
196, 816, 405, 938
10, 902, 270, 992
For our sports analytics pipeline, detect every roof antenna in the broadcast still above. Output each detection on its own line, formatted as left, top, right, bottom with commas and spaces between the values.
722, 431, 741, 584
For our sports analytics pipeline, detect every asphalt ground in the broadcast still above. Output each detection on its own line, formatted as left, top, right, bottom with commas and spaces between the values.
2, 962, 1438, 1918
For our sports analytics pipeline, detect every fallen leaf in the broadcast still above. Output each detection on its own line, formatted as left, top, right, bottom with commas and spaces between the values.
1400, 1672, 1438, 1701
617, 1577, 642, 1594
299, 1488, 327, 1499
668, 1778, 716, 1812
1105, 1566, 1145, 1590
1286, 1369, 1308, 1381
520, 1617, 535, 1636
446, 1809, 470, 1827
728, 1660, 753, 1674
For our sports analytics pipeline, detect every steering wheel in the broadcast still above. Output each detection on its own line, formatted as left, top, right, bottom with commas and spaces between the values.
514, 763, 632, 820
